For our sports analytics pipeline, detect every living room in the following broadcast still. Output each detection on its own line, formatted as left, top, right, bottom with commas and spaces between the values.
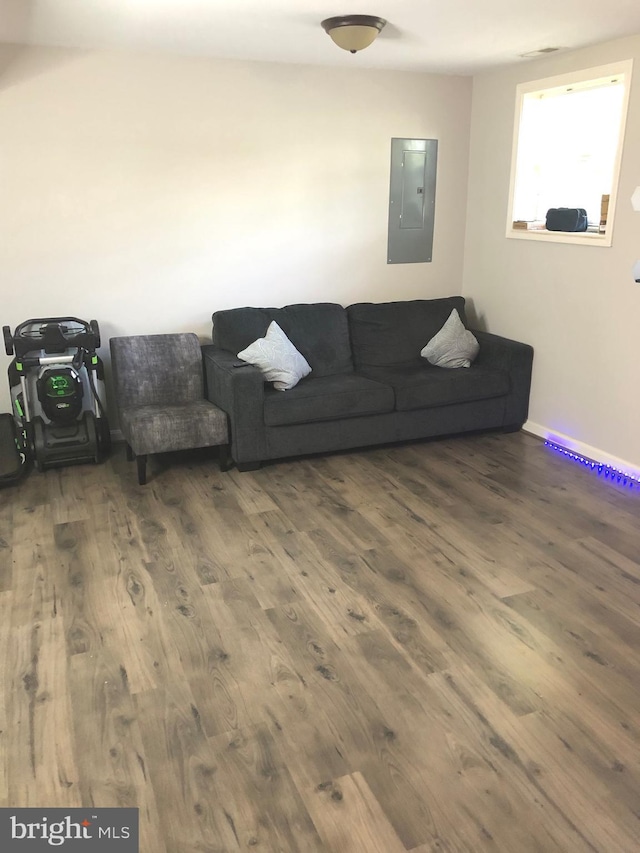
0, 6, 638, 476
1, 2, 640, 851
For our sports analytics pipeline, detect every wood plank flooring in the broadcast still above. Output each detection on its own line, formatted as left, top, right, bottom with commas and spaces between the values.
1, 431, 640, 852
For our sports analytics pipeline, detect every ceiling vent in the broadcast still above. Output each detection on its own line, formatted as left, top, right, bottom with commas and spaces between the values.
519, 47, 561, 58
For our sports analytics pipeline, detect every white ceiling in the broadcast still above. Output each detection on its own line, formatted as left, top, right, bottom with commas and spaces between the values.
2, 0, 640, 75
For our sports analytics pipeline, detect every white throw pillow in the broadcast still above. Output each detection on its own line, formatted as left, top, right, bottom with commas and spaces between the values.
237, 321, 312, 390
420, 309, 479, 369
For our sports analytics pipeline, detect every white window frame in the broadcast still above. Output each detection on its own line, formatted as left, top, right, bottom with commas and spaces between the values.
506, 60, 633, 246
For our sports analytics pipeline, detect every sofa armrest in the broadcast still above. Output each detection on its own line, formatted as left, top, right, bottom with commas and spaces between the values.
202, 345, 267, 465
471, 330, 534, 428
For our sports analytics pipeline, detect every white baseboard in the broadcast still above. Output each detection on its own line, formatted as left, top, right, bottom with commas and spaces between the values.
524, 420, 640, 480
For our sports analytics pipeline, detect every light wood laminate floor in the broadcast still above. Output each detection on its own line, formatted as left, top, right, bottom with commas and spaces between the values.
1, 431, 640, 852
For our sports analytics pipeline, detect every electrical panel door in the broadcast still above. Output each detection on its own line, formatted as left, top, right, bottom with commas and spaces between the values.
388, 138, 437, 264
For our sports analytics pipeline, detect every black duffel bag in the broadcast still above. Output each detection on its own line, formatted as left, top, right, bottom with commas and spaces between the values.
545, 207, 588, 232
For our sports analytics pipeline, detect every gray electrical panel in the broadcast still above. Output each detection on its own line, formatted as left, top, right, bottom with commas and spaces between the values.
387, 138, 437, 264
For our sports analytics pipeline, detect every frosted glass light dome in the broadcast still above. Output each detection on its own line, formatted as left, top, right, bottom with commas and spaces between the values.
321, 15, 386, 54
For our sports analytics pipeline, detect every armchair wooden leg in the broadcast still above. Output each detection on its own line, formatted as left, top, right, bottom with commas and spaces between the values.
136, 454, 148, 485
125, 443, 135, 462
218, 443, 232, 472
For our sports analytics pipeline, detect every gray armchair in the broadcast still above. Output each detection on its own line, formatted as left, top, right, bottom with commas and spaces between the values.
110, 333, 229, 484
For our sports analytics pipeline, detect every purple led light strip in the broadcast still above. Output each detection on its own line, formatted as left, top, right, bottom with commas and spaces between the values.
544, 440, 640, 489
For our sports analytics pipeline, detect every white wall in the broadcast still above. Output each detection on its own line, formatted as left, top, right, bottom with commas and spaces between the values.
0, 46, 472, 416
463, 35, 640, 471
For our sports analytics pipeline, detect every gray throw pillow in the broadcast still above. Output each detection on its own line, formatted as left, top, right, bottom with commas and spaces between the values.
420, 309, 479, 369
237, 321, 312, 390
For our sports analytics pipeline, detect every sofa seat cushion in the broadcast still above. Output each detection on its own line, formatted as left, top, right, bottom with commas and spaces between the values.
359, 361, 509, 411
263, 374, 394, 427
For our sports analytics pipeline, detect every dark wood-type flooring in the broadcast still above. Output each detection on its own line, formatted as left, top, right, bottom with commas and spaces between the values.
1, 431, 640, 852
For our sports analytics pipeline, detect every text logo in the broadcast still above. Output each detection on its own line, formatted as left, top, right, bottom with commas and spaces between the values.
0, 809, 138, 851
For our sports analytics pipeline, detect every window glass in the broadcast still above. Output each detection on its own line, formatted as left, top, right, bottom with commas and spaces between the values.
507, 62, 632, 244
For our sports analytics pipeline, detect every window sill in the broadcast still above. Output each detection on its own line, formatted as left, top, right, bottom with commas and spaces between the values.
506, 227, 612, 247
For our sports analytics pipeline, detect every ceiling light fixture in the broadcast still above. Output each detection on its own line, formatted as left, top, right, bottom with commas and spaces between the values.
321, 15, 387, 54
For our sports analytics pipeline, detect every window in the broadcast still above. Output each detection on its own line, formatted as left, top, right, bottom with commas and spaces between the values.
506, 61, 633, 245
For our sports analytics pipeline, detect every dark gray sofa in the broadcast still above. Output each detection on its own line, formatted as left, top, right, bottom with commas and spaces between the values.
202, 296, 533, 470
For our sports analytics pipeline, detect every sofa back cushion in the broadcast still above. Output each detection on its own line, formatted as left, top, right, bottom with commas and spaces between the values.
213, 303, 354, 377
347, 297, 467, 368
